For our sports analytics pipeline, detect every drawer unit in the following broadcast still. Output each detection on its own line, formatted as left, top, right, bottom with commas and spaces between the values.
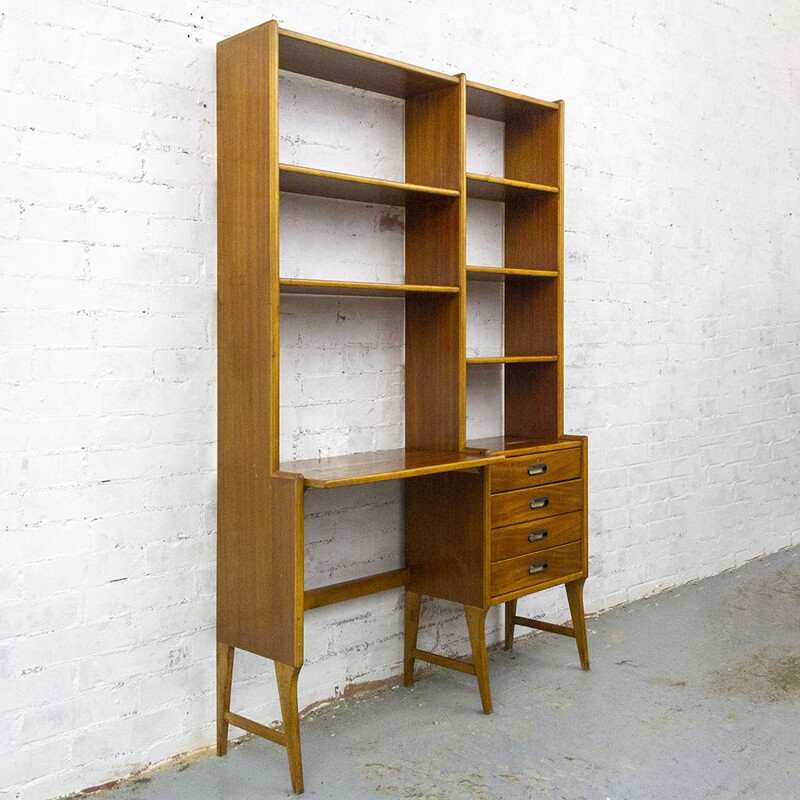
490, 478, 583, 529
491, 510, 582, 562
490, 447, 581, 493
490, 541, 583, 598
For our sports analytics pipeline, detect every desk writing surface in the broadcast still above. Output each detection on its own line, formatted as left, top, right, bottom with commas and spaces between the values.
280, 447, 503, 489
465, 435, 582, 456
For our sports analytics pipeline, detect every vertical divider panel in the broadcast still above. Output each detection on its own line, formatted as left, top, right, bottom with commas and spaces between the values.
404, 77, 466, 450
456, 76, 468, 450
404, 76, 489, 609
406, 469, 488, 607
217, 21, 303, 666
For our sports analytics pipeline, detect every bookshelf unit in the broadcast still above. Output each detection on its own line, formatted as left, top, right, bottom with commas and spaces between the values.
217, 22, 589, 794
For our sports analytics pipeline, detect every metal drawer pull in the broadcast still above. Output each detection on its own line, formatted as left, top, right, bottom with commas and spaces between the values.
528, 562, 548, 575
529, 496, 549, 510
528, 529, 548, 543
527, 463, 547, 476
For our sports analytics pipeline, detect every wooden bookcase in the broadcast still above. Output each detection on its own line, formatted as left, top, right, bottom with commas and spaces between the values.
217, 21, 589, 794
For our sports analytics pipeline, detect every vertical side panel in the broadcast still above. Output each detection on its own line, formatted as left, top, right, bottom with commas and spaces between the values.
217, 469, 304, 665
217, 23, 303, 665
580, 436, 589, 573
405, 469, 489, 608
267, 24, 282, 470
556, 101, 565, 435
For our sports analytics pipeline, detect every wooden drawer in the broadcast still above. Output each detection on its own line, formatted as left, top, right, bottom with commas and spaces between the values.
490, 478, 583, 528
490, 447, 581, 493
491, 510, 582, 562
491, 541, 583, 598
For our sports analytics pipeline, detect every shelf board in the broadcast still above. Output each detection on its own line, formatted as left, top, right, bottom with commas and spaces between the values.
278, 27, 459, 99
280, 448, 503, 489
466, 80, 559, 121
466, 356, 559, 365
465, 436, 581, 457
279, 279, 460, 298
280, 164, 459, 205
466, 266, 559, 281
466, 173, 558, 201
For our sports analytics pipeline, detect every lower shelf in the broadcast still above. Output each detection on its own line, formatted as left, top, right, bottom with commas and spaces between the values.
279, 279, 459, 297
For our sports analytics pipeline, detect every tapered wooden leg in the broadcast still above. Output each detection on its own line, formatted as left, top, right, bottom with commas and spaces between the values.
464, 605, 492, 714
403, 590, 421, 687
565, 579, 590, 671
275, 662, 304, 794
504, 599, 518, 650
216, 643, 235, 756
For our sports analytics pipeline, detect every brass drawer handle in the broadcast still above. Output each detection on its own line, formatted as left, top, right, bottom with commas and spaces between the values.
529, 496, 549, 510
528, 562, 548, 576
527, 463, 547, 476
528, 529, 548, 543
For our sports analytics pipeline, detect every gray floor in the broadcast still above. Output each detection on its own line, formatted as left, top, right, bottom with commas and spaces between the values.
85, 546, 800, 800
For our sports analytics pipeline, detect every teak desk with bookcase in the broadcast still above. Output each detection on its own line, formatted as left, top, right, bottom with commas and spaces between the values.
217, 21, 589, 794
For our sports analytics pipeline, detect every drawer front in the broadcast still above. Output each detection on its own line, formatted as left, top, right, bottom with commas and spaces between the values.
491, 510, 582, 562
490, 478, 583, 529
490, 447, 581, 493
491, 541, 583, 598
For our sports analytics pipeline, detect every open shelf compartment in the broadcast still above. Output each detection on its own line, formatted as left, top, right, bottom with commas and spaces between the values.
465, 360, 561, 444
281, 164, 459, 205
466, 81, 559, 120
279, 26, 459, 99
465, 80, 561, 189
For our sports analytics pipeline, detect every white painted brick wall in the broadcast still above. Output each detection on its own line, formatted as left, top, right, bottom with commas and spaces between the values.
2, 1, 799, 797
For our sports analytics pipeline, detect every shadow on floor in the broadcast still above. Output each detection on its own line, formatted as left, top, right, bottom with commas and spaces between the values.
71, 546, 800, 800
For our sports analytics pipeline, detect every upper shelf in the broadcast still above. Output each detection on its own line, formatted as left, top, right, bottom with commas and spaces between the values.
467, 266, 559, 281
280, 164, 460, 205
279, 279, 459, 298
278, 26, 459, 98
466, 81, 559, 121
466, 173, 558, 201
280, 448, 503, 489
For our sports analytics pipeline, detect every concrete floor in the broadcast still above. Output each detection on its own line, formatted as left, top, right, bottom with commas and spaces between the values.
85, 546, 800, 800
